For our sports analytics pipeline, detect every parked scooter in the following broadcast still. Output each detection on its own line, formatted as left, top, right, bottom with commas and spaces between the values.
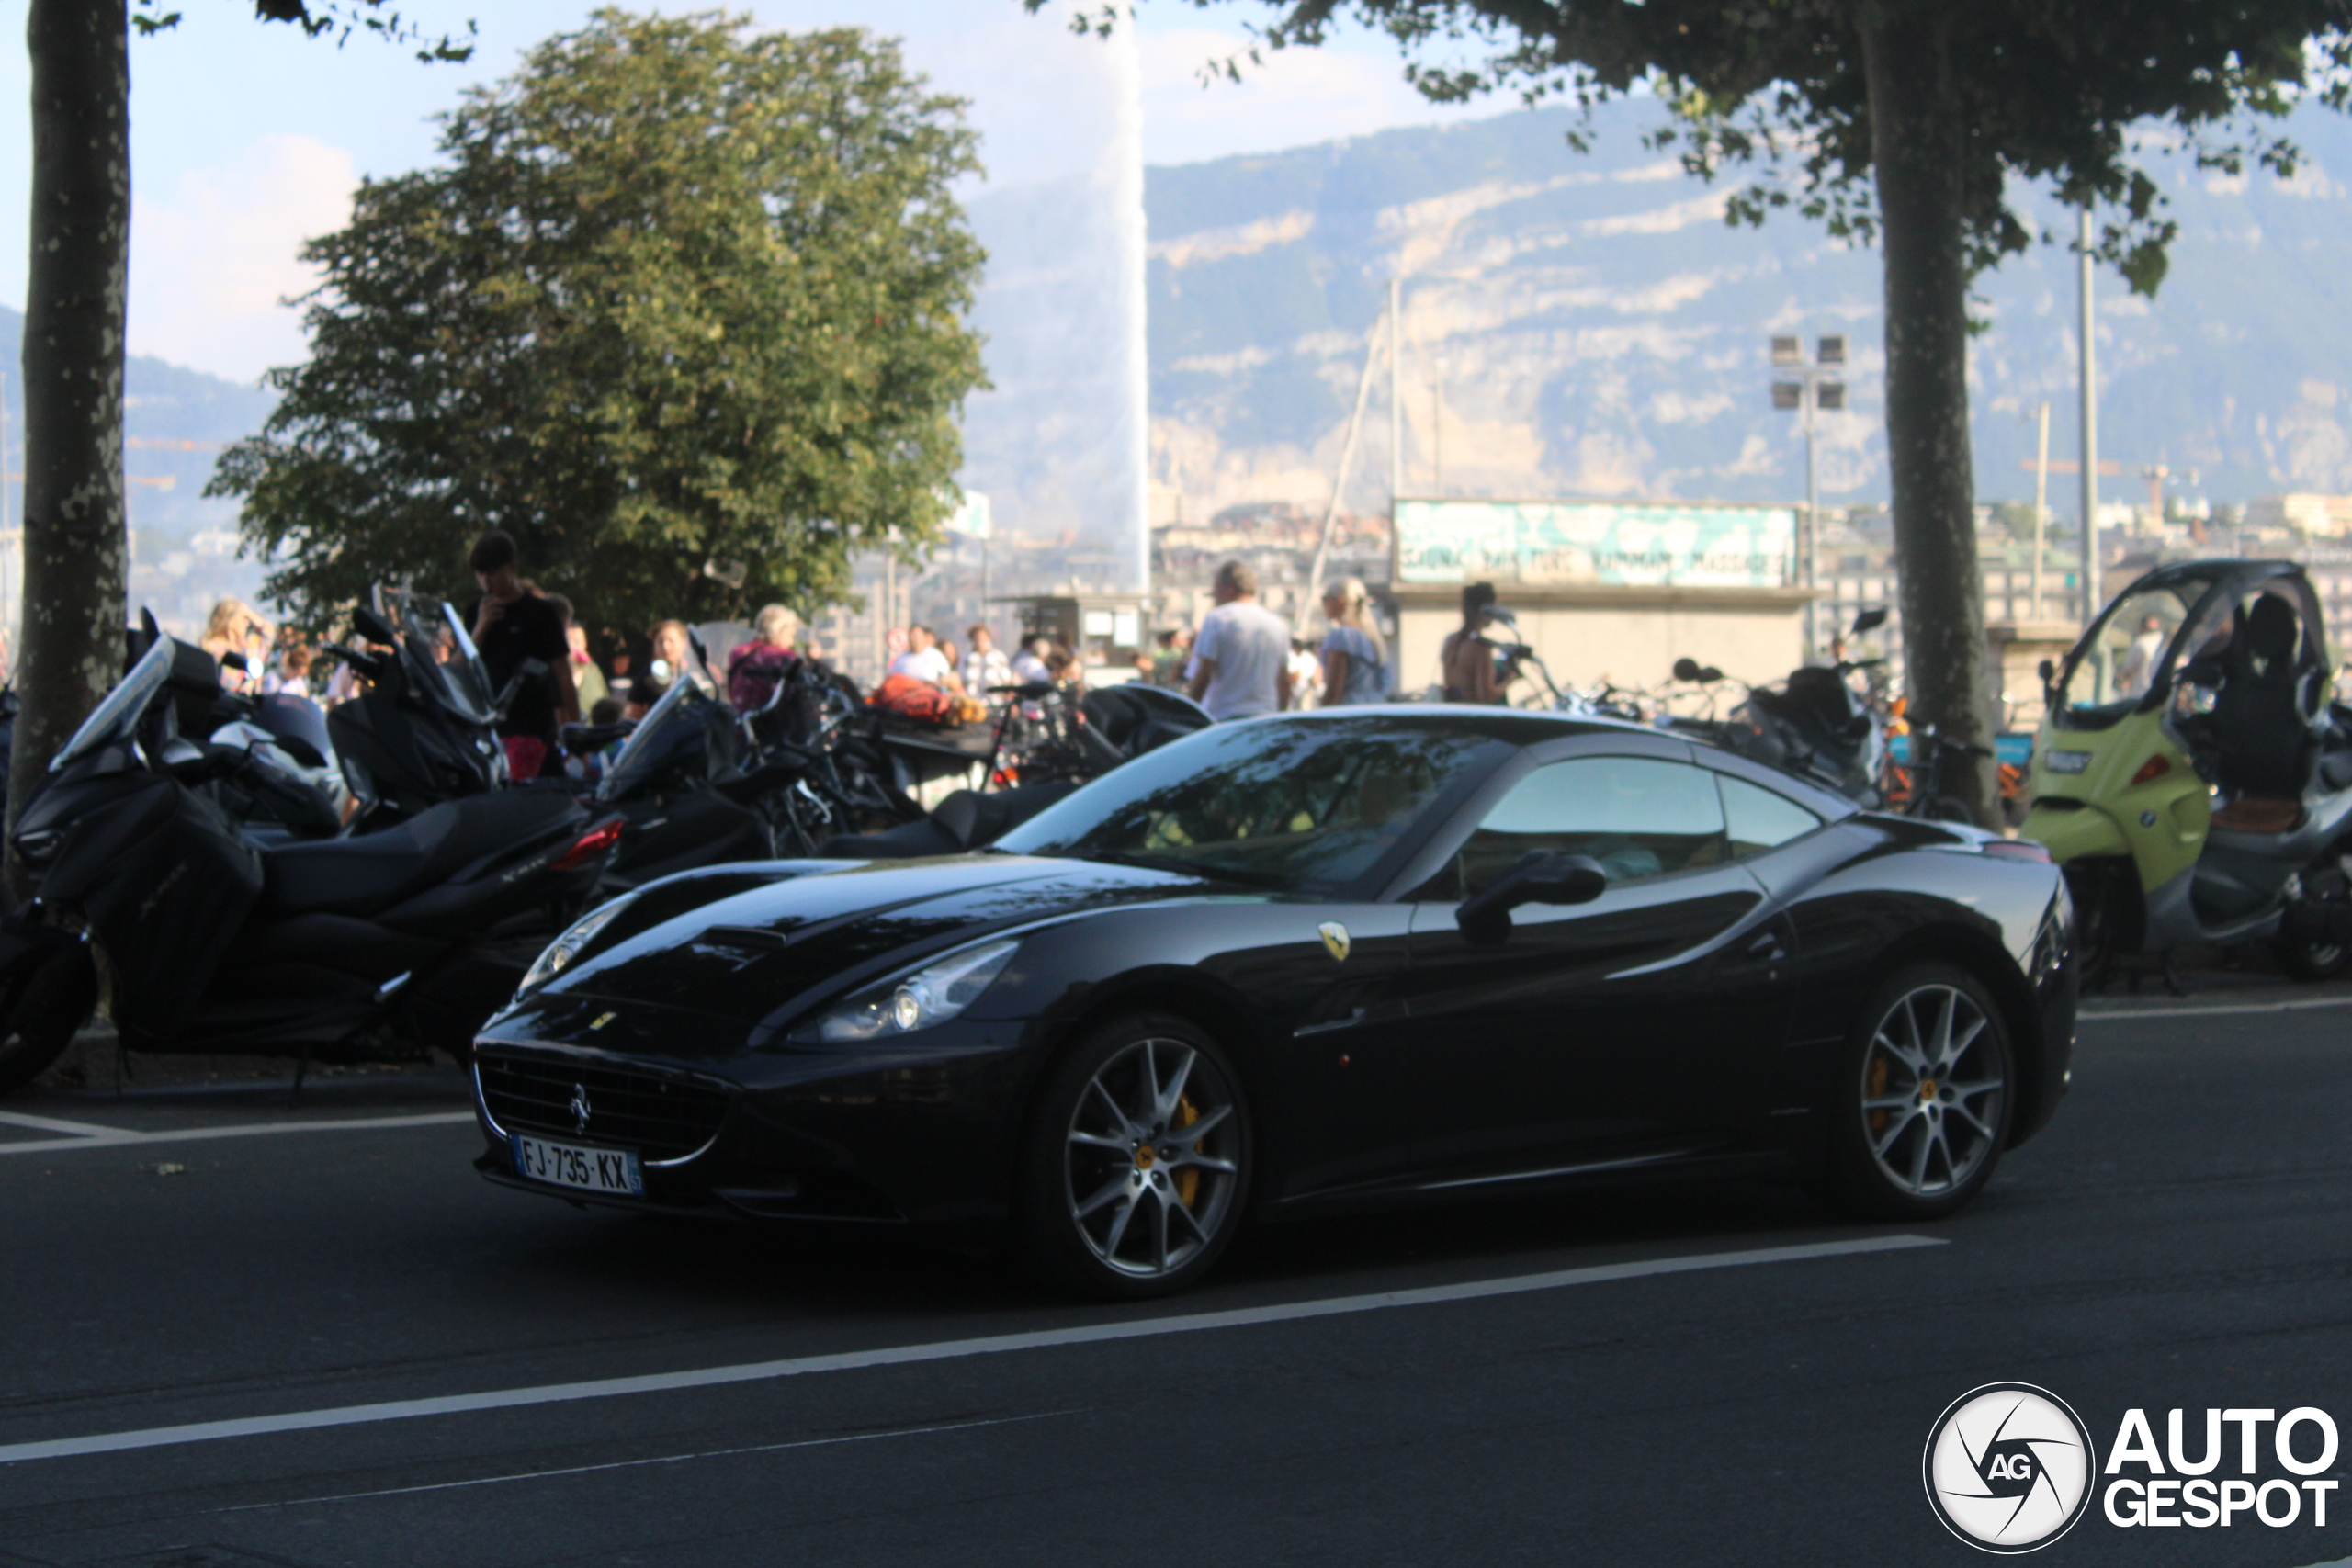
1670, 608, 1892, 807
2021, 559, 2352, 985
0, 620, 623, 1093
825, 682, 1211, 860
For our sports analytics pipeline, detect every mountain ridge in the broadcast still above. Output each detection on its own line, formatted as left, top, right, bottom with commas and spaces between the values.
1139, 98, 2352, 524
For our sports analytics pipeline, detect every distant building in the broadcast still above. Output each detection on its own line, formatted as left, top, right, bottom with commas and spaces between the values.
2245, 494, 2352, 537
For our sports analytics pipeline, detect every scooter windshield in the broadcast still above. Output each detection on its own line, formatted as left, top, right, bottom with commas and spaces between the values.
50, 635, 174, 773
385, 591, 497, 727
598, 674, 718, 803
2052, 575, 2219, 729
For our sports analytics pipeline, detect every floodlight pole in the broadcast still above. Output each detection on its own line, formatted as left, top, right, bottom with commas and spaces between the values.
1804, 379, 1819, 664
1770, 334, 1843, 664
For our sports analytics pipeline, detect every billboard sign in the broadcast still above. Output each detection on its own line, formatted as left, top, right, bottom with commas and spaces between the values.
1394, 499, 1798, 590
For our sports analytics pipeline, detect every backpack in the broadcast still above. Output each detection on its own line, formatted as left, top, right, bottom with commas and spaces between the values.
874, 672, 958, 726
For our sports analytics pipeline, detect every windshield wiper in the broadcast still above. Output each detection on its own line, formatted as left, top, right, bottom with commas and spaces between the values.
1078, 849, 1290, 889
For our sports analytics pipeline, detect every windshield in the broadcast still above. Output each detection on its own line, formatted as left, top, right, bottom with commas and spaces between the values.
599, 672, 725, 801
2053, 574, 2219, 730
2055, 570, 2327, 732
51, 636, 174, 773
995, 716, 1507, 896
381, 589, 496, 725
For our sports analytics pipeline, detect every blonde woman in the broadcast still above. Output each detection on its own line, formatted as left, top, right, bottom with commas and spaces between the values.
201, 599, 271, 690
1318, 578, 1390, 706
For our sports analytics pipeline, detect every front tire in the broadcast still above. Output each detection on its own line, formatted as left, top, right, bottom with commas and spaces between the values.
1013, 1012, 1251, 1300
1817, 962, 2015, 1222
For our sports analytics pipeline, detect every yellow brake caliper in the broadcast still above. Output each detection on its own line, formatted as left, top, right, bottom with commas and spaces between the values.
1174, 1096, 1201, 1208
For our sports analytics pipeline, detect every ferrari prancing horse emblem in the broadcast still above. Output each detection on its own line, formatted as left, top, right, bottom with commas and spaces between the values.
1318, 921, 1351, 963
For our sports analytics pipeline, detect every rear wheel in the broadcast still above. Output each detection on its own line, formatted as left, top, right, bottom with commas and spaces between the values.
2273, 931, 2352, 981
1014, 1012, 1251, 1300
1816, 962, 2015, 1222
0, 949, 97, 1096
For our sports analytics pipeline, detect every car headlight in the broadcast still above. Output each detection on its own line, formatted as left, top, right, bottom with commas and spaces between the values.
518, 894, 637, 996
790, 937, 1020, 1044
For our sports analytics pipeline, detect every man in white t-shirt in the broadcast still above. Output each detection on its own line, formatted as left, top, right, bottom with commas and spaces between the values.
888, 625, 964, 691
1187, 560, 1293, 720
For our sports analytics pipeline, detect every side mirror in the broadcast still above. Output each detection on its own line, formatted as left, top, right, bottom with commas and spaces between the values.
1455, 852, 1608, 942
352, 605, 400, 647
1698, 665, 1724, 683
2038, 658, 2056, 684
157, 737, 208, 779
1852, 606, 1889, 636
1672, 657, 1702, 682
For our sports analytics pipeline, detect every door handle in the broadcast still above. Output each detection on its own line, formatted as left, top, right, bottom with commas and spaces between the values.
1745, 931, 1788, 963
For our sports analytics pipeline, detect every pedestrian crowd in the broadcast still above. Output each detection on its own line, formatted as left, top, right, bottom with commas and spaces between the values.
187, 536, 1430, 787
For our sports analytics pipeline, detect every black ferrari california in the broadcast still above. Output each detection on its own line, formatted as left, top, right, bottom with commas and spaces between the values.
469, 708, 2076, 1297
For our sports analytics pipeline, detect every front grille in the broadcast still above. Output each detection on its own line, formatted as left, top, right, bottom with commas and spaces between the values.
475, 1053, 730, 1164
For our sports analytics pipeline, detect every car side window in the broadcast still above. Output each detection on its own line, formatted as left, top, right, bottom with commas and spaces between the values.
1448, 756, 1729, 896
1719, 775, 1824, 860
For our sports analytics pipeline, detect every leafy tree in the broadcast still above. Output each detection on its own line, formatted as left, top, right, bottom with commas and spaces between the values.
1136, 0, 2352, 823
211, 8, 989, 641
13, 0, 469, 849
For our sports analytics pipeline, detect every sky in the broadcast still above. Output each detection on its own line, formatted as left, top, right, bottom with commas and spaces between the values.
0, 0, 1503, 385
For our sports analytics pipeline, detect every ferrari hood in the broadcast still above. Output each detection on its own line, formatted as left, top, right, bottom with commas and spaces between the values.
518, 853, 1213, 1036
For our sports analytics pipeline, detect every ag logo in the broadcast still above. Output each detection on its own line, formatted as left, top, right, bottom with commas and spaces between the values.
1924, 1382, 2097, 1552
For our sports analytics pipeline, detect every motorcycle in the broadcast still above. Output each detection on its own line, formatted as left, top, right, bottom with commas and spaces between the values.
1668, 608, 1892, 807
2021, 558, 2352, 986
0, 618, 623, 1094
825, 681, 1211, 860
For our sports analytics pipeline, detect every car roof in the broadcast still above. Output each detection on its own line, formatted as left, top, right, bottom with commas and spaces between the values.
1239, 704, 1654, 745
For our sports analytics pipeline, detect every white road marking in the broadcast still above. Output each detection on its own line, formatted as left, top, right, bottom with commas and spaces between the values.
215, 1409, 1077, 1513
2081, 994, 2352, 1022
0, 1109, 133, 1137
0, 1111, 476, 1156
0, 1234, 1941, 1465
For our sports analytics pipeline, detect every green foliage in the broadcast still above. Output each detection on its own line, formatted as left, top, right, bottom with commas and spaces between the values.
1156, 0, 2352, 297
210, 7, 987, 637
134, 2, 475, 60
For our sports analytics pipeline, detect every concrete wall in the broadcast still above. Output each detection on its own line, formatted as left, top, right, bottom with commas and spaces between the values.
1390, 584, 1813, 701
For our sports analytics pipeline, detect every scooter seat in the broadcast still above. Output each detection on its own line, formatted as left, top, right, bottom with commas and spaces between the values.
2210, 796, 2304, 834
262, 790, 582, 917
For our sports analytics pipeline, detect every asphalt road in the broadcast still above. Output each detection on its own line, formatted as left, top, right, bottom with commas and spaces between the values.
5, 984, 2352, 1567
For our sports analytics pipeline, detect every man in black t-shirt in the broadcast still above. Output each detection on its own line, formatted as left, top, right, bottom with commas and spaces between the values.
463, 530, 577, 775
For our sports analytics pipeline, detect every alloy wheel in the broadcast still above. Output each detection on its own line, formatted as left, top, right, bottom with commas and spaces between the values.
1062, 1036, 1243, 1279
1859, 983, 2006, 1199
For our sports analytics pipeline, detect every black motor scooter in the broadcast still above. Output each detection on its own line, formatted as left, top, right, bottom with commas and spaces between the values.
0, 621, 623, 1094
1670, 607, 1891, 807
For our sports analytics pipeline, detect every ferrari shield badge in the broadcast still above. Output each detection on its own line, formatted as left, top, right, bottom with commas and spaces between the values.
1317, 921, 1351, 963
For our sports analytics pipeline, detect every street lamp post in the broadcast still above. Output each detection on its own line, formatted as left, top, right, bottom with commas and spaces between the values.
1771, 334, 1846, 662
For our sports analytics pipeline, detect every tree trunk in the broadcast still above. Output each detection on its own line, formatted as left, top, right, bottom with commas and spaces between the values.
12, 0, 131, 871
1859, 5, 1997, 826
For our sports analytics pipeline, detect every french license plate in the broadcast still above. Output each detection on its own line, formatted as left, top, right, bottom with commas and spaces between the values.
511, 1133, 643, 1196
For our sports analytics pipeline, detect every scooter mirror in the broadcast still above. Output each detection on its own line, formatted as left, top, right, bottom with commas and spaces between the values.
352, 605, 400, 647
1851, 607, 1889, 635
1699, 666, 1724, 684
2038, 658, 2055, 685
1672, 657, 1703, 682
